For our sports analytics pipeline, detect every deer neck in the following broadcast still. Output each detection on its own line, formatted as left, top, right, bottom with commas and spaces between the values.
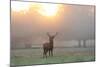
49, 40, 53, 45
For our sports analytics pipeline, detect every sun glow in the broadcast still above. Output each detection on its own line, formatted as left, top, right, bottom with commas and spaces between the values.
11, 1, 31, 13
11, 1, 60, 16
37, 3, 60, 17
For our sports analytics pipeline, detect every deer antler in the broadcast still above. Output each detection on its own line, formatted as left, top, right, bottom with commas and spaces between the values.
47, 32, 51, 37
53, 32, 58, 37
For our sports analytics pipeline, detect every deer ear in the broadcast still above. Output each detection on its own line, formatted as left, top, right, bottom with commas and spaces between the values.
55, 32, 58, 36
56, 32, 58, 35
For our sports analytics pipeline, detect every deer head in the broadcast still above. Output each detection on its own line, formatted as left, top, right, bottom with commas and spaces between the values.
47, 32, 58, 41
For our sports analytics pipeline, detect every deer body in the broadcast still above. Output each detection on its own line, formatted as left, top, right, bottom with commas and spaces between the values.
43, 32, 57, 58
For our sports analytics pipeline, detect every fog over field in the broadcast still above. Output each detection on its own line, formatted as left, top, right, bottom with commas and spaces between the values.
11, 2, 95, 48
11, 2, 95, 66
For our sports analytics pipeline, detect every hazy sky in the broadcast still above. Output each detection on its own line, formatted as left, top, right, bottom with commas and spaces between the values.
11, 2, 95, 45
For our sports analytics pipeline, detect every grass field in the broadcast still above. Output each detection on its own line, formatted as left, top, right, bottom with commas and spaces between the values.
11, 47, 95, 66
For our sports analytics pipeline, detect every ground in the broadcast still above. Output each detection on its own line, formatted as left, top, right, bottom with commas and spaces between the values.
11, 47, 95, 66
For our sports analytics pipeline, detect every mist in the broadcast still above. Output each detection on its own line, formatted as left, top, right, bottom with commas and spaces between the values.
11, 3, 95, 48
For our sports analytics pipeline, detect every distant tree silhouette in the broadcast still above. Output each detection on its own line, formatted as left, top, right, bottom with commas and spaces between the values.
78, 40, 82, 47
83, 40, 86, 48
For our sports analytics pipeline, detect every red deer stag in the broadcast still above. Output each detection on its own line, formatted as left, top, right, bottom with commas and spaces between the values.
43, 32, 58, 58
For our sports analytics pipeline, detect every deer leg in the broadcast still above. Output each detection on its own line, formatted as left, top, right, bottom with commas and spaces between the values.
51, 49, 53, 56
45, 49, 48, 58
43, 49, 45, 58
49, 50, 51, 56
43, 49, 47, 58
